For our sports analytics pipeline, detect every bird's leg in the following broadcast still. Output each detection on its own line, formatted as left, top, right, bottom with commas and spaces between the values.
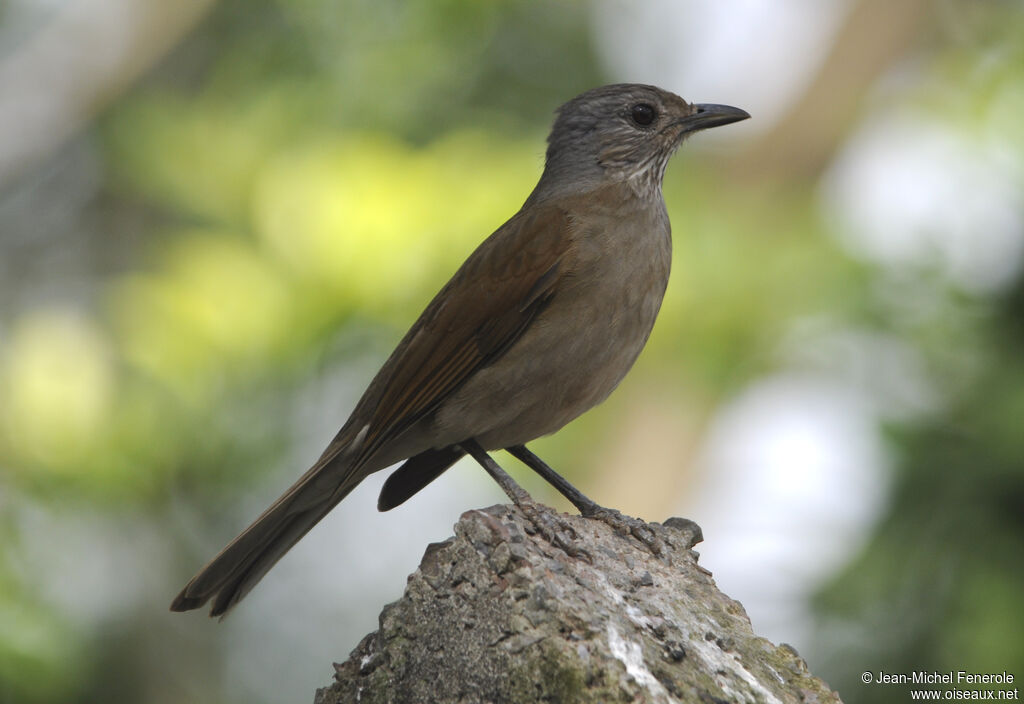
506, 444, 664, 556
459, 439, 583, 558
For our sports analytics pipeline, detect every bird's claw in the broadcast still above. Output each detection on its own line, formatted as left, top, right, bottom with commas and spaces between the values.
583, 506, 664, 556
517, 501, 590, 561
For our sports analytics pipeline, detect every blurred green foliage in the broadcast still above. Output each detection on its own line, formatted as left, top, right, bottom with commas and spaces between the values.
815, 280, 1024, 698
811, 24, 1024, 699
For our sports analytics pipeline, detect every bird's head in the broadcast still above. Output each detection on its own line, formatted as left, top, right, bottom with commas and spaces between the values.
542, 83, 749, 199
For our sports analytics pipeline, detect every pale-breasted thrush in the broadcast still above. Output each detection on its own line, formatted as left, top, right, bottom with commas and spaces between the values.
172, 83, 749, 617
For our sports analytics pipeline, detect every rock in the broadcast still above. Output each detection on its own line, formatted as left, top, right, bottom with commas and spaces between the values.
315, 504, 842, 704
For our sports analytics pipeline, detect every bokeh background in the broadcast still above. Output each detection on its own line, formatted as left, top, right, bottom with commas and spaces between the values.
2, 0, 1023, 701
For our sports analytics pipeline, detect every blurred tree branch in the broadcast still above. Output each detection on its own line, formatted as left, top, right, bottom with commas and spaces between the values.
0, 0, 216, 189
731, 0, 930, 184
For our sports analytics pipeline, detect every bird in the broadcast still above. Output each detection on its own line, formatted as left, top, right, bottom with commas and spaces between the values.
171, 83, 749, 617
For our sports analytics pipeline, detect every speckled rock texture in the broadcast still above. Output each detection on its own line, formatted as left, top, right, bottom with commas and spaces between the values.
315, 504, 842, 704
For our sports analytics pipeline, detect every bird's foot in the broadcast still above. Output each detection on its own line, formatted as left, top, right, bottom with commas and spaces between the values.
516, 500, 588, 560
582, 506, 664, 556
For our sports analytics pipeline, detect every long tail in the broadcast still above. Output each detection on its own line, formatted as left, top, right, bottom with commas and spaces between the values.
171, 449, 363, 618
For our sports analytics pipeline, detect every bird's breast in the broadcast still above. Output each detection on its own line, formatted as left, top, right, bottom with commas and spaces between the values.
435, 201, 672, 449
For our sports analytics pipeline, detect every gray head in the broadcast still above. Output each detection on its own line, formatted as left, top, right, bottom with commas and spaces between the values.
538, 83, 748, 200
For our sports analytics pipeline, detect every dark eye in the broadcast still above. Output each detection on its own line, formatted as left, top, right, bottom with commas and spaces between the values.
630, 103, 656, 126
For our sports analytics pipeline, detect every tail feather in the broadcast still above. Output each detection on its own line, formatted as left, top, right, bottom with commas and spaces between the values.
207, 501, 338, 617
171, 451, 363, 617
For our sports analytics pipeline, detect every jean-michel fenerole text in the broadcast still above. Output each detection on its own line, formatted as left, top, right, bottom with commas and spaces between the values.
872, 671, 1015, 685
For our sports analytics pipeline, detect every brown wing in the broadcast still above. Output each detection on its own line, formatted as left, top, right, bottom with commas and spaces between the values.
170, 202, 576, 617
329, 202, 575, 469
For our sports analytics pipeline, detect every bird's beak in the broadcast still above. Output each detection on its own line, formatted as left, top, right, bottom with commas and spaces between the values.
679, 103, 750, 133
